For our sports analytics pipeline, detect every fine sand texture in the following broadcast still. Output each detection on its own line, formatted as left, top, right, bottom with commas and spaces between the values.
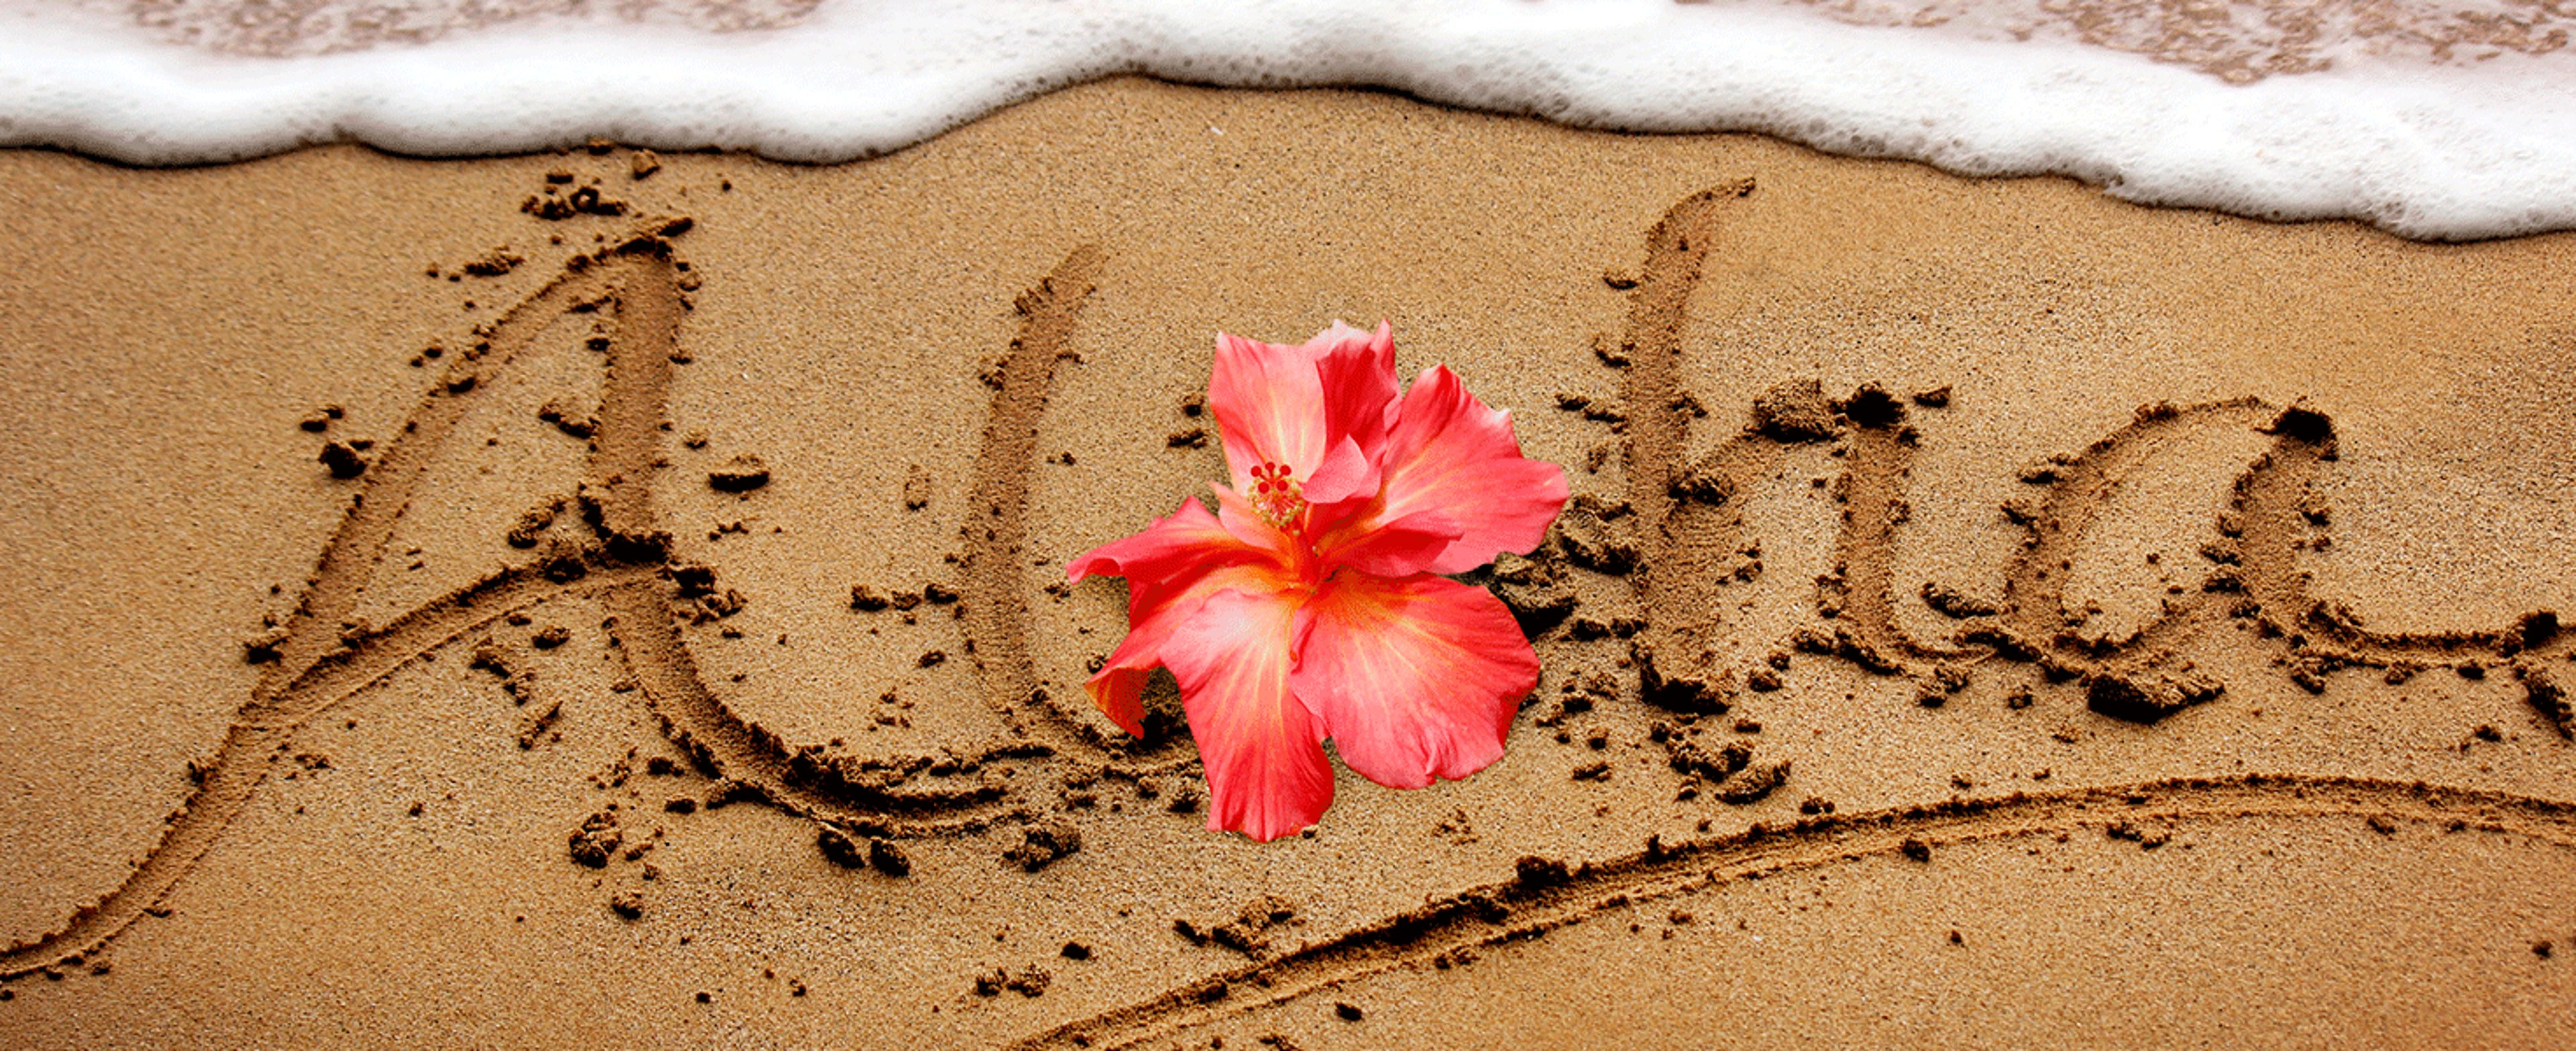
3, 77, 2574, 1048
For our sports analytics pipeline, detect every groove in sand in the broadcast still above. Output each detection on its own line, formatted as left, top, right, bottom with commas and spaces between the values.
1011, 772, 2576, 1050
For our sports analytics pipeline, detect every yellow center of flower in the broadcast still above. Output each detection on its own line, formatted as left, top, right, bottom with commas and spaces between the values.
1248, 461, 1307, 532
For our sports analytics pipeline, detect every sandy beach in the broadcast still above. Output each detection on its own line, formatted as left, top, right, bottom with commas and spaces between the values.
3, 77, 2573, 1047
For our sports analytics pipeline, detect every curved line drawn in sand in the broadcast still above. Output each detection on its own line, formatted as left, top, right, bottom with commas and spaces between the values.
1010, 771, 2576, 1050
957, 245, 1202, 775
5, 179, 2569, 998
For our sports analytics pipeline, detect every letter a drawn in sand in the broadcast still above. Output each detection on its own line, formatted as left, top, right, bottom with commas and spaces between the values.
0, 228, 1143, 979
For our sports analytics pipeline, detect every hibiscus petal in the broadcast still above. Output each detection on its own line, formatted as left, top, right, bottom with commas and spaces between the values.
1073, 495, 1303, 619
1370, 365, 1570, 575
1081, 557, 1303, 738
1067, 496, 1245, 592
1305, 321, 1398, 501
1210, 331, 1330, 490
1084, 634, 1158, 738
1207, 484, 1305, 564
1210, 323, 1401, 498
1160, 588, 1334, 841
1316, 508, 1463, 579
1070, 498, 1295, 736
1299, 435, 1375, 506
1290, 573, 1539, 790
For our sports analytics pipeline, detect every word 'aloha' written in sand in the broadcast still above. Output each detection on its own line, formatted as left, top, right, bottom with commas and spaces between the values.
5, 188, 2569, 1034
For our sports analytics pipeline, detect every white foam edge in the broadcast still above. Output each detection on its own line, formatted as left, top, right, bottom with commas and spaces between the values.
2, 0, 2572, 241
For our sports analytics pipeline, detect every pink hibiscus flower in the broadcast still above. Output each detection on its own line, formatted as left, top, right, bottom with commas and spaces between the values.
1067, 321, 1570, 840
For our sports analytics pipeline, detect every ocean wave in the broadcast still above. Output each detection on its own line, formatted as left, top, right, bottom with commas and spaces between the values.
3, 0, 2572, 239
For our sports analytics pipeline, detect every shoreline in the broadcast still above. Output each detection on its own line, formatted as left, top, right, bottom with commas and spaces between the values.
9, 1, 2576, 241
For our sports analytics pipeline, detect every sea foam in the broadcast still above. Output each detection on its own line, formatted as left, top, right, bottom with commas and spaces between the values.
2, 0, 2572, 240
